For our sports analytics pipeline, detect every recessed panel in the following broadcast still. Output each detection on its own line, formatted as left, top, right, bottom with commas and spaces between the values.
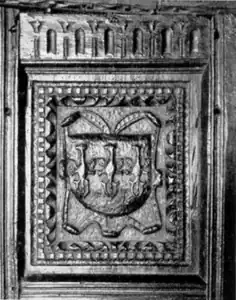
25, 74, 201, 275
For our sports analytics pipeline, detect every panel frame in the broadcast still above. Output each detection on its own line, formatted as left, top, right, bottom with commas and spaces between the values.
24, 70, 203, 277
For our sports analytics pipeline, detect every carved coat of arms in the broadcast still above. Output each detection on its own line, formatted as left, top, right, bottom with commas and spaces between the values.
59, 108, 162, 238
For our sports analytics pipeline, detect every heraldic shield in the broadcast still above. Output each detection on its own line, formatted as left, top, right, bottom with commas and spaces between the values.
59, 107, 162, 238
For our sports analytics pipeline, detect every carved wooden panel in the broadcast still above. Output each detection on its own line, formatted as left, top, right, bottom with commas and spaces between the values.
20, 13, 210, 61
24, 71, 204, 277
0, 1, 228, 299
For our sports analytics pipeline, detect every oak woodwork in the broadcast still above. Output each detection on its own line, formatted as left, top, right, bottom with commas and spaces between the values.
0, 1, 231, 300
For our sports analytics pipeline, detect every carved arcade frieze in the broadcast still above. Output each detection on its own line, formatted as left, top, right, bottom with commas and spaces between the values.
20, 13, 210, 61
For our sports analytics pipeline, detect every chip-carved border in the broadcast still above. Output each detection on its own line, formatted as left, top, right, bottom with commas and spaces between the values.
31, 81, 189, 266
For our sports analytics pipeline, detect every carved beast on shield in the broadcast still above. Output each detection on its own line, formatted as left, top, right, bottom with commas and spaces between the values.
59, 110, 162, 238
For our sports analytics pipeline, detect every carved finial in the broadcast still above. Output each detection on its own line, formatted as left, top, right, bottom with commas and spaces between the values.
143, 21, 159, 33
119, 20, 132, 34
87, 20, 96, 33
58, 21, 75, 33
87, 20, 102, 33
29, 20, 44, 33
178, 21, 187, 33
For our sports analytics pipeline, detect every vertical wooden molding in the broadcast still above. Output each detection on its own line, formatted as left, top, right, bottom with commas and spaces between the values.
207, 14, 225, 300
34, 36, 40, 58
3, 7, 19, 299
0, 7, 5, 300
121, 36, 126, 58
223, 14, 236, 300
213, 14, 225, 300
63, 37, 69, 58
206, 17, 215, 300
92, 37, 98, 57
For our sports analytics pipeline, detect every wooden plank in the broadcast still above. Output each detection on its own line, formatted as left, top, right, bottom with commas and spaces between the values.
0, 7, 5, 300
223, 14, 236, 300
3, 7, 19, 299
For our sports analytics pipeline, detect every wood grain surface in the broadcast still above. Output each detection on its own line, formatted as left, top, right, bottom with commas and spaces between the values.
0, 1, 232, 299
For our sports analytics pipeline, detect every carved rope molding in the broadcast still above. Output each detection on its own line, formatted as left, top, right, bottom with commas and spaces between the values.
20, 13, 210, 61
31, 82, 189, 266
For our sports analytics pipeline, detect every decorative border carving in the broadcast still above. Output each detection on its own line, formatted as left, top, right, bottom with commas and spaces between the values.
31, 81, 189, 266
